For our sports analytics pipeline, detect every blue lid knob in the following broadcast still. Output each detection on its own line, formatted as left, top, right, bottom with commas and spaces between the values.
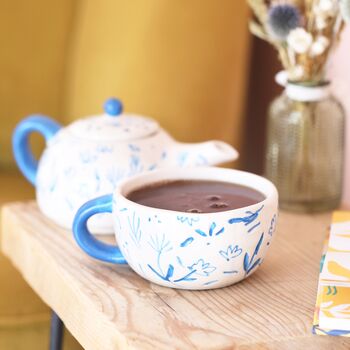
104, 98, 123, 116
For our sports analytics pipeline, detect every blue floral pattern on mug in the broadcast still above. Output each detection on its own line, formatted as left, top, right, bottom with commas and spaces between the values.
219, 244, 243, 261
111, 187, 277, 289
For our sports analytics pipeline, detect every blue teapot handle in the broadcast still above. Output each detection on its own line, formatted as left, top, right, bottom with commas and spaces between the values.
73, 194, 127, 264
12, 115, 61, 185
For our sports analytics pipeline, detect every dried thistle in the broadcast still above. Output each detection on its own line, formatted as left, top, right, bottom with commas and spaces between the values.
267, 4, 301, 40
246, 0, 347, 83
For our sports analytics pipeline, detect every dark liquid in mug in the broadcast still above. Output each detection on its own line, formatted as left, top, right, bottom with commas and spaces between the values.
127, 180, 265, 213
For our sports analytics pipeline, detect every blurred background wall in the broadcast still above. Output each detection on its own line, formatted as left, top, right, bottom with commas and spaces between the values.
0, 0, 74, 168
0, 1, 252, 349
242, 37, 281, 174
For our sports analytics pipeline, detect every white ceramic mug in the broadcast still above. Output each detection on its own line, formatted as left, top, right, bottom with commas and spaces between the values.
73, 167, 278, 290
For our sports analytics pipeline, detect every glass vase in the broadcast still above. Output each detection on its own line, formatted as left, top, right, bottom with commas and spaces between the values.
265, 82, 345, 212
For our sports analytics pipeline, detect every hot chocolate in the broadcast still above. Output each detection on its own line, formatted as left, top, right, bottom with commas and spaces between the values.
127, 180, 265, 213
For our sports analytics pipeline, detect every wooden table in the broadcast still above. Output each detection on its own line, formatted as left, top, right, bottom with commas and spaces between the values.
1, 201, 350, 350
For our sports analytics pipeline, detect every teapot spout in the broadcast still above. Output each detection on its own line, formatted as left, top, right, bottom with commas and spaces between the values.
169, 140, 239, 167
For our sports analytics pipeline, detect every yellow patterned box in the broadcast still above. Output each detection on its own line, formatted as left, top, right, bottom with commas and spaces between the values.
313, 211, 350, 336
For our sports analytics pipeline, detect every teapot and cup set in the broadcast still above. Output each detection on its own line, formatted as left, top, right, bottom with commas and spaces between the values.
13, 98, 278, 290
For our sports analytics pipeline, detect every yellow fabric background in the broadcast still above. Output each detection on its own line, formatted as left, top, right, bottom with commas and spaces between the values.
0, 1, 250, 349
0, 0, 74, 168
62, 0, 250, 149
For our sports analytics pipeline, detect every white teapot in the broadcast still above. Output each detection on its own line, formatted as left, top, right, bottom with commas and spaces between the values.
13, 98, 238, 233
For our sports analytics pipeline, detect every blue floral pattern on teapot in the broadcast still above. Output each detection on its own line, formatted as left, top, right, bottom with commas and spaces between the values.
13, 98, 238, 233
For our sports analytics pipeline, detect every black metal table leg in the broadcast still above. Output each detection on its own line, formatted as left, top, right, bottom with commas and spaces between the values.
49, 311, 64, 350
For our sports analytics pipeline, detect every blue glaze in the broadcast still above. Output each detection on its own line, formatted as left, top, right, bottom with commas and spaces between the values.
148, 233, 172, 276
148, 264, 175, 282
96, 144, 113, 153
176, 216, 199, 226
79, 151, 97, 164
195, 222, 224, 238
12, 115, 61, 185
148, 164, 157, 171
187, 259, 216, 276
268, 214, 277, 236
223, 270, 238, 274
72, 194, 127, 264
228, 205, 264, 226
247, 222, 260, 233
138, 263, 145, 274
219, 244, 242, 261
243, 233, 264, 275
173, 270, 197, 282
128, 144, 140, 152
104, 98, 123, 116
209, 222, 224, 236
128, 212, 142, 245
203, 280, 218, 286
180, 237, 194, 247
128, 154, 143, 176
147, 233, 201, 283
148, 263, 197, 283
195, 154, 208, 166
195, 229, 207, 237
177, 151, 189, 166
176, 256, 184, 267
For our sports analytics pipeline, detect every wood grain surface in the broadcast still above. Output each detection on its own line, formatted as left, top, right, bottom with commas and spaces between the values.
1, 201, 350, 350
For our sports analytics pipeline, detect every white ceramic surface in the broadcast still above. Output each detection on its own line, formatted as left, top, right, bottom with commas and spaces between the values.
13, 99, 238, 234
73, 167, 278, 290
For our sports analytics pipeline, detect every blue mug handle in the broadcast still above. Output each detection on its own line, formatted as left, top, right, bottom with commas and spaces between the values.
73, 194, 127, 264
12, 115, 61, 185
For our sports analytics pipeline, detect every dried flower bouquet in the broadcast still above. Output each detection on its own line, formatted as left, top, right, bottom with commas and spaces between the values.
248, 0, 349, 83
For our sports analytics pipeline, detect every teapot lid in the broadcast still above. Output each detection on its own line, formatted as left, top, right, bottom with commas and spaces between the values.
67, 98, 159, 141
